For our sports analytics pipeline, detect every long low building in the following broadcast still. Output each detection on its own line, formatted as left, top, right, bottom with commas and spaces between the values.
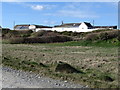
14, 24, 52, 32
52, 22, 117, 32
14, 22, 117, 32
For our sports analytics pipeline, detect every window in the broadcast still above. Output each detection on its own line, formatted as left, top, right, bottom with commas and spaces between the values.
21, 26, 29, 29
15, 26, 22, 30
15, 26, 29, 30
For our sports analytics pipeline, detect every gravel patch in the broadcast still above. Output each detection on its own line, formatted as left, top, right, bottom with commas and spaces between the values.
2, 66, 86, 88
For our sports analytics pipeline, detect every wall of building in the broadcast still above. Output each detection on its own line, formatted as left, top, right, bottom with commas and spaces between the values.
52, 27, 98, 32
79, 22, 88, 30
29, 25, 36, 30
36, 28, 52, 32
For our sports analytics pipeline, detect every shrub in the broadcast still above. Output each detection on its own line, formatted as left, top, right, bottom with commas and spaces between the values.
84, 30, 119, 41
31, 30, 59, 37
8, 35, 73, 44
1, 28, 10, 35
84, 33, 99, 41
3, 30, 33, 38
31, 30, 47, 37
99, 32, 109, 41
9, 37, 25, 44
99, 30, 119, 41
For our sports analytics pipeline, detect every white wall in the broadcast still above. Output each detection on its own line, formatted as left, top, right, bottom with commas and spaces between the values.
52, 27, 76, 32
79, 22, 88, 30
29, 23, 109, 32
29, 25, 52, 32
29, 25, 36, 30
52, 27, 98, 32
36, 28, 52, 32
52, 22, 96, 32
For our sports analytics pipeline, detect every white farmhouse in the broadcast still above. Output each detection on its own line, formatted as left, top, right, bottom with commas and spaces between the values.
52, 22, 97, 32
52, 22, 117, 32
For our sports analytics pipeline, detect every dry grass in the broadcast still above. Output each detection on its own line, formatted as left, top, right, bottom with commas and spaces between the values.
2, 43, 118, 88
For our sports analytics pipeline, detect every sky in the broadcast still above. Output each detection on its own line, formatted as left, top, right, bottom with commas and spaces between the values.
1, 2, 119, 29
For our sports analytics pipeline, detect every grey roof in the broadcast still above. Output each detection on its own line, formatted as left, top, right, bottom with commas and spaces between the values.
14, 24, 30, 30
84, 22, 93, 27
54, 22, 93, 28
94, 26, 117, 28
32, 25, 52, 28
14, 24, 52, 30
54, 23, 81, 28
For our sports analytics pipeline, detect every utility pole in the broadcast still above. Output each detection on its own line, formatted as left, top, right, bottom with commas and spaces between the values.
93, 20, 94, 26
62, 21, 64, 25
13, 21, 15, 30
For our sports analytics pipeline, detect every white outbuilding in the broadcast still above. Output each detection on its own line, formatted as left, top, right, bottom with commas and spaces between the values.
14, 24, 52, 32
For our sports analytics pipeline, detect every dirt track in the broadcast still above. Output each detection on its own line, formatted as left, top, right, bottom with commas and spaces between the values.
2, 66, 85, 88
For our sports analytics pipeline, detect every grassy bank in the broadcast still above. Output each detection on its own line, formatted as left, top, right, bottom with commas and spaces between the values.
2, 29, 119, 88
2, 41, 118, 88
33, 40, 119, 47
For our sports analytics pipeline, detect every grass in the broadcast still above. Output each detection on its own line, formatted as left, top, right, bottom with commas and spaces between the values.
2, 41, 119, 88
27, 40, 119, 48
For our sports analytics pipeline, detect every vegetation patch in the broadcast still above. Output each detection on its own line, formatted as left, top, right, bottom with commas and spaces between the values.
2, 43, 118, 88
31, 30, 59, 37
84, 30, 119, 41
2, 29, 120, 44
8, 36, 73, 44
2, 29, 119, 88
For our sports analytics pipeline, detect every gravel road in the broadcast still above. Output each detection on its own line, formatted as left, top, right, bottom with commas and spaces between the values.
2, 66, 86, 88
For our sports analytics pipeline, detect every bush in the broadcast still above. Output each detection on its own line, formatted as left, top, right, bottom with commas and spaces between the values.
84, 33, 99, 41
31, 30, 60, 37
99, 30, 119, 41
9, 37, 25, 44
84, 30, 119, 41
3, 30, 33, 38
99, 32, 109, 41
1, 28, 10, 35
9, 35, 73, 44
31, 30, 47, 37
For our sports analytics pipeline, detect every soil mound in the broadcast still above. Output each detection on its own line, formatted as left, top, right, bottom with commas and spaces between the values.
55, 61, 83, 73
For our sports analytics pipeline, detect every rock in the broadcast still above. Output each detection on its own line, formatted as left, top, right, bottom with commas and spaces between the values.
38, 76, 41, 78
62, 84, 64, 86
55, 83, 60, 86
64, 81, 68, 83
